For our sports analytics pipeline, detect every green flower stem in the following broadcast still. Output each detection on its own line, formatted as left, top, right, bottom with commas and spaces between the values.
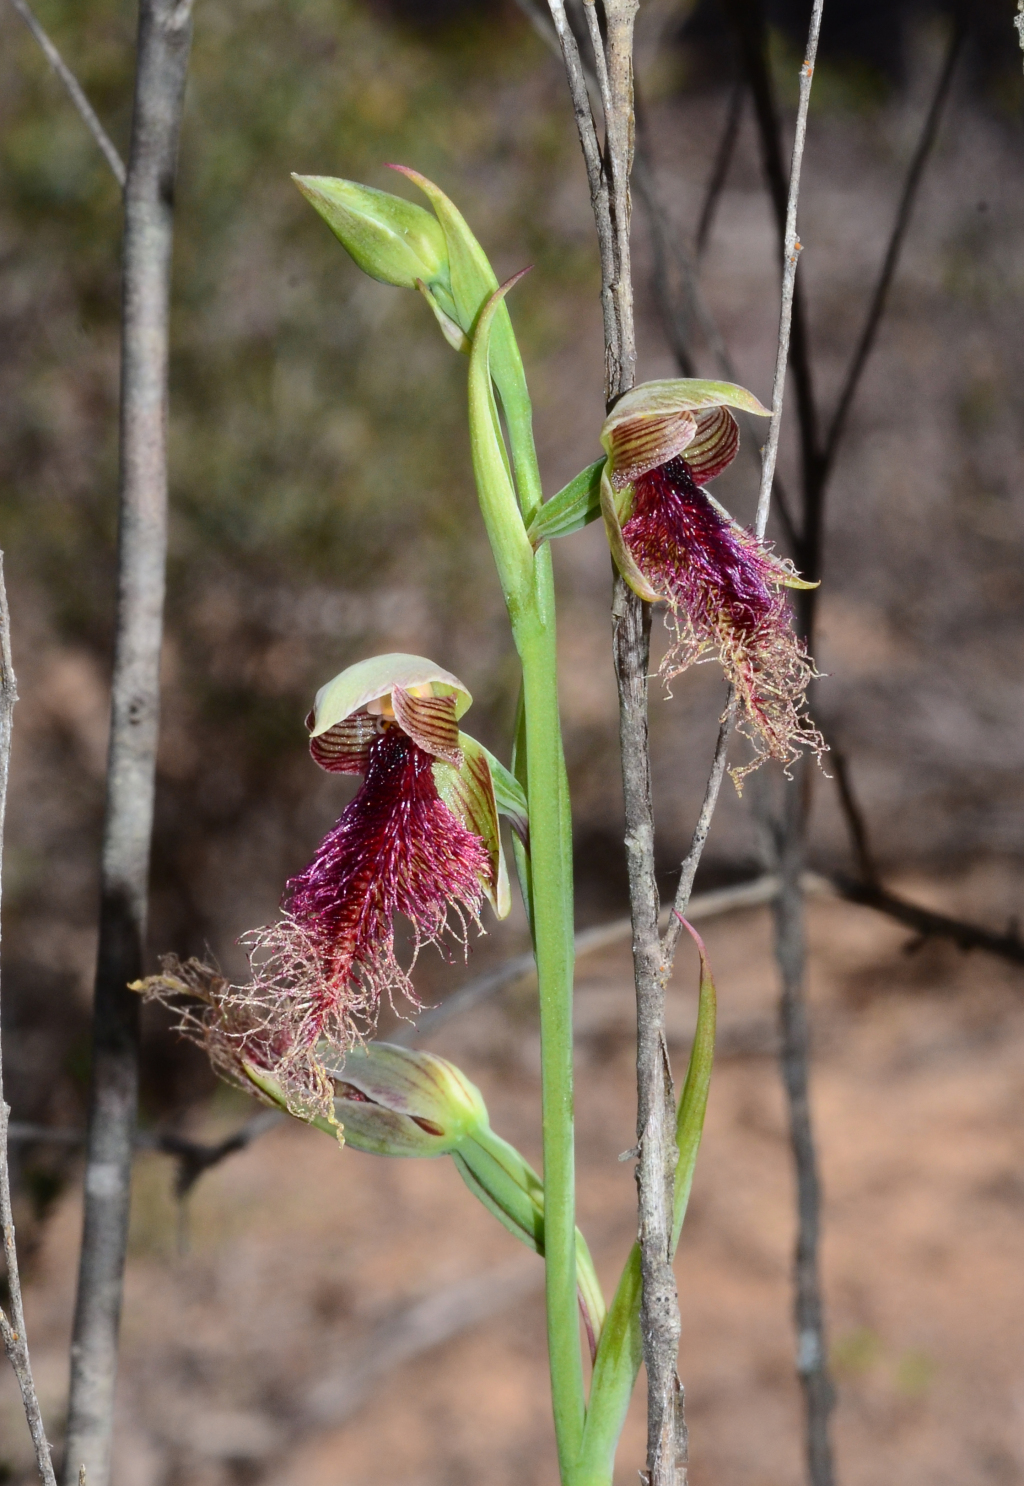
517, 576, 585, 1475
571, 933, 717, 1486
468, 283, 585, 1477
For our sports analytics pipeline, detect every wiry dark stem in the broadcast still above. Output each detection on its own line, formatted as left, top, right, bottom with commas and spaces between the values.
695, 75, 744, 260
711, 5, 836, 1482
546, 0, 619, 378
633, 143, 696, 378
771, 771, 834, 1486
820, 19, 963, 484
828, 748, 879, 888
63, 6, 193, 1484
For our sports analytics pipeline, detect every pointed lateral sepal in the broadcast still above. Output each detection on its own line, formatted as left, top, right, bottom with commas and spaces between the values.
292, 175, 450, 292
600, 465, 661, 603
433, 733, 511, 918
241, 1061, 346, 1143
526, 458, 605, 547
479, 745, 529, 847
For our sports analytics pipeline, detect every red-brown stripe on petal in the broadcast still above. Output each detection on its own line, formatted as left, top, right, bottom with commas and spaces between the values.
310, 711, 378, 774
684, 405, 740, 485
392, 688, 463, 765
606, 409, 698, 488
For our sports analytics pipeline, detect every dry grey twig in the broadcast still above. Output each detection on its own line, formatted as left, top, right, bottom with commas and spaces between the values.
755, 0, 824, 535
6, 0, 126, 187
63, 5, 195, 1483
550, 0, 691, 1477
0, 558, 57, 1486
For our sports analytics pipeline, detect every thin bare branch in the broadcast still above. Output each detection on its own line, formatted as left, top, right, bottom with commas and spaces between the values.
635, 164, 697, 375
733, 8, 834, 1481
769, 775, 834, 1486
632, 103, 801, 553
820, 19, 963, 483
827, 747, 879, 888
660, 3, 821, 979
584, 0, 688, 1475
696, 10, 833, 1484
632, 136, 737, 382
63, 5, 194, 1484
660, 697, 737, 973
754, 0, 824, 537
11, 862, 1023, 1188
725, 0, 821, 512
833, 876, 1024, 963
582, 1, 613, 128
602, 0, 639, 399
545, 0, 619, 372
0, 559, 56, 1486
6, 0, 126, 187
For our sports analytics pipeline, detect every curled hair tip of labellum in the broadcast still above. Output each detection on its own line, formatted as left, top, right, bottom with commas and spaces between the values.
622, 454, 824, 787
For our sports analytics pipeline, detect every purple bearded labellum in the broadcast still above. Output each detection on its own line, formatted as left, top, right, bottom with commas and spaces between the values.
599, 379, 825, 784
132, 655, 512, 1126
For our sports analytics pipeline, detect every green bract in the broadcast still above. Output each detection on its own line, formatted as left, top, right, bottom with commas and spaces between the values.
526, 458, 605, 547
292, 175, 450, 292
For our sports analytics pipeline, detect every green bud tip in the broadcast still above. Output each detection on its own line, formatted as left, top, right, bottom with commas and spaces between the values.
292, 174, 450, 291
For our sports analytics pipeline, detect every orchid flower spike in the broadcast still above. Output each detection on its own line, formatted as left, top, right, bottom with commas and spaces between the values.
600, 379, 825, 783
133, 655, 519, 1124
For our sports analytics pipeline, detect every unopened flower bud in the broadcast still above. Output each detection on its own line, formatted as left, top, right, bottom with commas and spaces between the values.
328, 1043, 488, 1156
292, 175, 450, 292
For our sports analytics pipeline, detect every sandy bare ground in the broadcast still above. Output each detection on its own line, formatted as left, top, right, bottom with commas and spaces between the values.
3, 864, 1024, 1486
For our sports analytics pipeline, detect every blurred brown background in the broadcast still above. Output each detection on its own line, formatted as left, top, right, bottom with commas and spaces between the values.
1, 0, 1023, 1481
